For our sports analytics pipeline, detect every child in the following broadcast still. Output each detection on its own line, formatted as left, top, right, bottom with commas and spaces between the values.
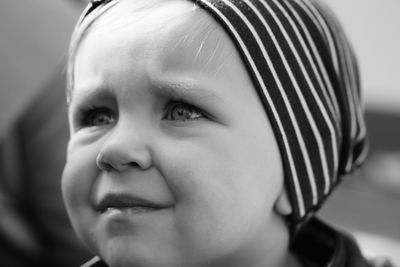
62, 0, 376, 266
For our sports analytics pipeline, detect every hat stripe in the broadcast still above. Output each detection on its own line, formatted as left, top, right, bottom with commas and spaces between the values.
228, 0, 340, 205
280, 0, 341, 130
196, 0, 308, 216
280, 0, 341, 181
231, 0, 322, 207
201, 0, 326, 214
279, 0, 341, 130
295, 0, 340, 75
253, 0, 337, 195
283, 1, 342, 174
300, 0, 369, 171
241, 0, 325, 203
290, 0, 343, 143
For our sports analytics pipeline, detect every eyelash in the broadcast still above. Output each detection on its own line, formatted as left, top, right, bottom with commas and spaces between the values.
77, 106, 116, 128
164, 101, 206, 121
75, 100, 207, 129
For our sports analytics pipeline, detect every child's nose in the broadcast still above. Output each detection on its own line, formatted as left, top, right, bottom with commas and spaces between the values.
95, 124, 152, 172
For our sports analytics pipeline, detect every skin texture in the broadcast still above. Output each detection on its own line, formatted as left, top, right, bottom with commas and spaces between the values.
62, 1, 298, 266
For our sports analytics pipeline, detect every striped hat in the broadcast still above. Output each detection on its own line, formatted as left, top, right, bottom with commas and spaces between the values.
74, 0, 369, 226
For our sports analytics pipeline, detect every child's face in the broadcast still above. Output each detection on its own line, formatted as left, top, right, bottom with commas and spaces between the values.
62, 1, 288, 266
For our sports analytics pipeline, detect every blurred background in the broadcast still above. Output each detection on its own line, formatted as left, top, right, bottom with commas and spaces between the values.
0, 0, 399, 266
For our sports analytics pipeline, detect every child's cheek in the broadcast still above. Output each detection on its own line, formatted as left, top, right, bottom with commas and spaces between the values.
61, 141, 100, 235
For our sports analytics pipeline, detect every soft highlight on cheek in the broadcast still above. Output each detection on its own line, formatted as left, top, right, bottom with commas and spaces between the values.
62, 142, 102, 243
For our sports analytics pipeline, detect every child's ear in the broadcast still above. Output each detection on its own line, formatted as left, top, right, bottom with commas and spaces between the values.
275, 189, 292, 216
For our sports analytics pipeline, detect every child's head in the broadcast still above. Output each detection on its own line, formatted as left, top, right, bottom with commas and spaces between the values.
62, 0, 368, 266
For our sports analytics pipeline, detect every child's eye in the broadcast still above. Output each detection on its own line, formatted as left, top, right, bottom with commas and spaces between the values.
79, 107, 116, 128
165, 102, 205, 121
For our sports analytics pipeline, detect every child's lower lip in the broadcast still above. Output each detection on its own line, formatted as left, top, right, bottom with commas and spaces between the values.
100, 207, 170, 234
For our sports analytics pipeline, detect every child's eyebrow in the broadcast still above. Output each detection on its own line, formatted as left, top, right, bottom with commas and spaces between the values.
148, 76, 221, 103
69, 80, 114, 108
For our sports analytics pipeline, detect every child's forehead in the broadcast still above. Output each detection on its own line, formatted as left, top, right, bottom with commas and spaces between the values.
77, 0, 238, 80
88, 0, 217, 42
71, 0, 252, 106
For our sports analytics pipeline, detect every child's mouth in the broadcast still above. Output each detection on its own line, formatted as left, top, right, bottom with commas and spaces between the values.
95, 193, 169, 214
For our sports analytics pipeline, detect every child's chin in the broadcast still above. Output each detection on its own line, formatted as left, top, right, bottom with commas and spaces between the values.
101, 239, 169, 267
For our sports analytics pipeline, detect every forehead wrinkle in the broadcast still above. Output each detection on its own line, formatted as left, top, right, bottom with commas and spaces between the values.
69, 80, 114, 109
148, 76, 221, 103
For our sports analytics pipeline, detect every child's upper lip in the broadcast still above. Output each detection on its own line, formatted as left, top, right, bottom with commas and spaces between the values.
95, 193, 169, 212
